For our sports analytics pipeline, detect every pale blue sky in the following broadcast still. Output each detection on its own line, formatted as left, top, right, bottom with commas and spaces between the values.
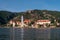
0, 0, 60, 12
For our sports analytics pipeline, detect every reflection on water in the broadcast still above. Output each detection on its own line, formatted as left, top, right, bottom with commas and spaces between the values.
0, 27, 60, 40
0, 28, 10, 40
21, 28, 24, 40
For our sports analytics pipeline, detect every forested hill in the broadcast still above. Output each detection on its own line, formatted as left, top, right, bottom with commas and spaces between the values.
0, 9, 60, 25
0, 11, 16, 25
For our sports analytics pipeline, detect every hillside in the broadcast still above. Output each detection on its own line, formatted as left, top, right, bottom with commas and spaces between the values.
0, 9, 60, 25
0, 11, 16, 25
17, 9, 60, 23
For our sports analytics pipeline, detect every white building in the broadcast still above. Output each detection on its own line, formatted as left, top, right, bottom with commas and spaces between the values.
36, 20, 51, 25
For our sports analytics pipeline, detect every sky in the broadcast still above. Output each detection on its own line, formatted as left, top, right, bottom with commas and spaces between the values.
0, 0, 60, 12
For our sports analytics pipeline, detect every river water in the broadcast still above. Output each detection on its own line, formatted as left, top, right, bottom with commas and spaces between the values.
0, 27, 60, 40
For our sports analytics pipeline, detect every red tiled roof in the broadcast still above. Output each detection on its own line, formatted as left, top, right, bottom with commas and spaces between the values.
24, 19, 30, 22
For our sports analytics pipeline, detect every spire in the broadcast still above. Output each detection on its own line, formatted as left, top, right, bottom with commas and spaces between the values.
21, 15, 24, 27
